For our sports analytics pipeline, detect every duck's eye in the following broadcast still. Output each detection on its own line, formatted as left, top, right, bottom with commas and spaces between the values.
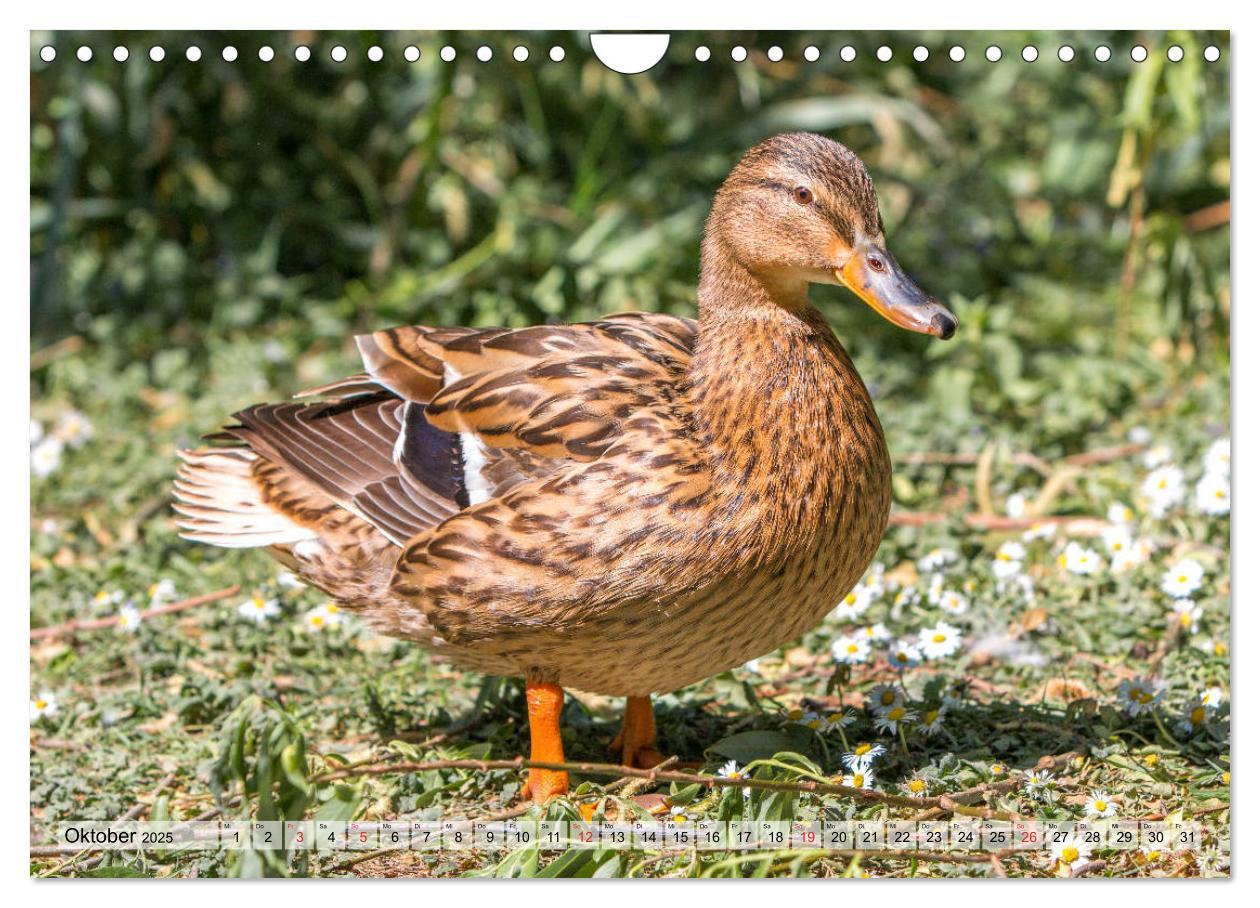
792, 186, 814, 205
867, 254, 887, 273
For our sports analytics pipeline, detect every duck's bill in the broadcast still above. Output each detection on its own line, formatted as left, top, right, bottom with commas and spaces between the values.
835, 251, 958, 340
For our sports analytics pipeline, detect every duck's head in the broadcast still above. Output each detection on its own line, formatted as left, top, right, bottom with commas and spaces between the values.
706, 132, 957, 340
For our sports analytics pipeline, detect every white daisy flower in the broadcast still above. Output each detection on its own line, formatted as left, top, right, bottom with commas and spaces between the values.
1194, 471, 1230, 515
917, 548, 957, 571
832, 585, 874, 621
1021, 521, 1057, 542
1177, 702, 1213, 736
1200, 687, 1224, 709
917, 622, 962, 659
717, 759, 745, 780
1100, 524, 1132, 555
873, 705, 917, 735
1059, 541, 1102, 576
1116, 678, 1163, 716
92, 589, 124, 609
239, 594, 281, 623
1083, 789, 1117, 818
860, 623, 891, 642
667, 805, 690, 823
1023, 769, 1057, 803
1005, 493, 1027, 518
30, 690, 59, 721
1051, 835, 1093, 871
303, 602, 343, 632
1128, 426, 1153, 445
917, 706, 947, 736
275, 570, 304, 589
842, 741, 887, 770
1109, 545, 1140, 574
866, 684, 903, 712
841, 768, 876, 789
938, 589, 969, 615
743, 658, 762, 675
147, 578, 177, 604
991, 540, 1026, 580
54, 409, 94, 448
1107, 502, 1136, 526
1170, 599, 1203, 633
116, 603, 142, 633
1143, 443, 1173, 468
824, 709, 857, 731
30, 437, 64, 477
926, 572, 945, 605
887, 642, 922, 670
831, 634, 870, 665
1142, 465, 1186, 517
1161, 559, 1205, 598
1202, 438, 1230, 476
893, 587, 919, 609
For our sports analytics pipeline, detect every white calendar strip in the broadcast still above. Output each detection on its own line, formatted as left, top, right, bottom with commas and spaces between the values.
52, 819, 1201, 853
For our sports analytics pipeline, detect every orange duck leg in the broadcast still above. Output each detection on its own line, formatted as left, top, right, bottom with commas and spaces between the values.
522, 679, 569, 804
610, 696, 669, 769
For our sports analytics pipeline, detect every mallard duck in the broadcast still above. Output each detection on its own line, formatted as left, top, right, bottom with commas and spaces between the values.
175, 132, 956, 803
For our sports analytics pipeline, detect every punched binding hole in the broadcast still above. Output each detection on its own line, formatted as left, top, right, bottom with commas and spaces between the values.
695, 46, 711, 62
839, 46, 856, 62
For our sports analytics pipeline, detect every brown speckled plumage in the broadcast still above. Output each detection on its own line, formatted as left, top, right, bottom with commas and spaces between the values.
175, 133, 954, 702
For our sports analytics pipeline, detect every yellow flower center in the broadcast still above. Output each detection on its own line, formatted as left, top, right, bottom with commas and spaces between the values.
880, 691, 896, 706
34, 699, 47, 710
310, 615, 325, 627
327, 604, 340, 613
845, 593, 857, 605
855, 744, 872, 756
909, 779, 926, 793
887, 707, 905, 721
991, 764, 1006, 775
1179, 612, 1193, 627
1222, 772, 1230, 784
932, 634, 946, 644
924, 710, 939, 723
1128, 688, 1143, 701
1144, 754, 1160, 766
847, 643, 859, 654
1190, 707, 1206, 725
1177, 575, 1188, 584
1061, 846, 1079, 863
1093, 800, 1107, 812
997, 552, 1011, 561
852, 773, 866, 787
1216, 490, 1226, 499
1157, 480, 1167, 489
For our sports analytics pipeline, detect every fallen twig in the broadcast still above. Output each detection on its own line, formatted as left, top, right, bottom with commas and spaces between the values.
30, 585, 241, 641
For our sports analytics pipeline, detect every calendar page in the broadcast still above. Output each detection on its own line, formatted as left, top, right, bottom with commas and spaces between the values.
29, 19, 1231, 881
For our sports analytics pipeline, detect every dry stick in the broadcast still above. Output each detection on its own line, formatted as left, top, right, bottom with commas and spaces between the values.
314, 751, 1079, 820
1146, 616, 1185, 679
888, 512, 1109, 533
30, 585, 241, 641
913, 752, 1079, 821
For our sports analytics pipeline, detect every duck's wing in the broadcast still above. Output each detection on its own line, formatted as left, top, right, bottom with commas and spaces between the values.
176, 312, 697, 556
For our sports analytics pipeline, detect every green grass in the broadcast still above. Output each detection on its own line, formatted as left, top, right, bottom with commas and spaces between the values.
29, 320, 1230, 878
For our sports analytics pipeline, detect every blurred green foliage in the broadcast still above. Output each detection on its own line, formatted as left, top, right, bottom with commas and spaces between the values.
31, 32, 1227, 350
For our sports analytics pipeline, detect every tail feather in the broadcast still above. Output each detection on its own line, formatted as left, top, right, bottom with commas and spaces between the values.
174, 449, 320, 547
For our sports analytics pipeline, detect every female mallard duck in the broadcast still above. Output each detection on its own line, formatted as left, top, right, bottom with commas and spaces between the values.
175, 132, 956, 803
